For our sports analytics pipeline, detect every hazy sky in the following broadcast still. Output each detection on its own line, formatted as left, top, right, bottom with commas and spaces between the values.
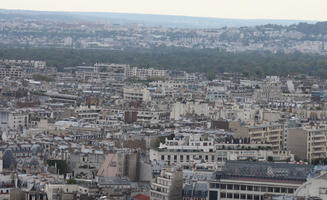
2, 0, 326, 21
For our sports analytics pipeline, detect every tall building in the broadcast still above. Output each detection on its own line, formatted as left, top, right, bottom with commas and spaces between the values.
304, 124, 327, 163
288, 124, 327, 163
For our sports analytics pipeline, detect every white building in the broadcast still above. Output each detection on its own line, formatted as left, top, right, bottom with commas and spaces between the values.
63, 37, 73, 46
8, 111, 29, 130
126, 67, 167, 79
150, 134, 293, 170
170, 101, 209, 120
206, 86, 229, 102
0, 66, 23, 79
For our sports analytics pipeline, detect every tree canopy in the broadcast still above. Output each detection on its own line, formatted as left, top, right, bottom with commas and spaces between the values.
1, 46, 327, 78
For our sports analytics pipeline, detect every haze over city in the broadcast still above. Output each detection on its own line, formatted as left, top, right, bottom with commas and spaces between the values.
1, 0, 327, 21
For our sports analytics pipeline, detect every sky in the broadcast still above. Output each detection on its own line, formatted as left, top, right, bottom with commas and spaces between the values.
1, 0, 326, 21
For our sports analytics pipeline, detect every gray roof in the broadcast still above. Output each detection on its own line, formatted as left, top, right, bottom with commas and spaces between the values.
219, 160, 312, 181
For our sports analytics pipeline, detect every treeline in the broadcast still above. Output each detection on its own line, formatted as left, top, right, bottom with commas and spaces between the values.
290, 21, 327, 35
1, 46, 327, 78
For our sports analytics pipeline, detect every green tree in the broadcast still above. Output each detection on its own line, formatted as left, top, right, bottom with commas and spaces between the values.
67, 179, 77, 184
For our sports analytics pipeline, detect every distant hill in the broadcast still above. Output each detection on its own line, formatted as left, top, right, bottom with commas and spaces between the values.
0, 8, 317, 28
288, 22, 327, 35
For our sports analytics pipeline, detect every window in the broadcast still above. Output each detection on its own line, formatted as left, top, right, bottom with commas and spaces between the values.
227, 184, 233, 190
261, 187, 267, 192
288, 188, 294, 194
247, 194, 253, 199
247, 186, 253, 191
274, 187, 280, 193
221, 184, 226, 189
268, 187, 273, 192
227, 193, 233, 198
240, 194, 246, 199
220, 192, 226, 198
254, 195, 260, 200
241, 185, 246, 191
234, 193, 240, 199
234, 185, 240, 190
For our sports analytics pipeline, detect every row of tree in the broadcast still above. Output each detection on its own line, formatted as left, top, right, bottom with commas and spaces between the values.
1, 46, 327, 78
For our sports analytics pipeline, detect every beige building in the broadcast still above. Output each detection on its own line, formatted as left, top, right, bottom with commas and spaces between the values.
248, 123, 287, 152
287, 127, 307, 161
97, 152, 138, 180
287, 124, 327, 163
150, 167, 183, 200
287, 124, 327, 162
45, 184, 79, 200
97, 152, 151, 182
123, 87, 151, 102
305, 125, 327, 162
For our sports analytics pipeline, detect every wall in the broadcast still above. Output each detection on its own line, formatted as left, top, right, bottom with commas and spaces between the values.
287, 128, 307, 161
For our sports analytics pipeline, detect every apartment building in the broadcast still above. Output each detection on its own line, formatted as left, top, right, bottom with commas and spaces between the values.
255, 76, 283, 102
248, 123, 288, 152
74, 105, 101, 122
150, 167, 183, 200
150, 135, 294, 170
94, 63, 127, 81
8, 111, 29, 130
304, 124, 327, 162
170, 101, 209, 120
206, 87, 229, 102
287, 123, 327, 163
123, 87, 151, 102
136, 110, 170, 123
0, 66, 23, 79
126, 67, 167, 80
